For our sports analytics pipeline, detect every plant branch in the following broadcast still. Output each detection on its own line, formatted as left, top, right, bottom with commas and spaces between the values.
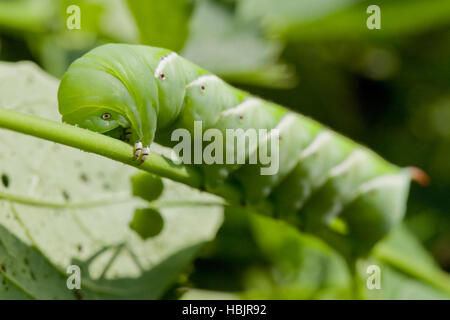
0, 108, 241, 202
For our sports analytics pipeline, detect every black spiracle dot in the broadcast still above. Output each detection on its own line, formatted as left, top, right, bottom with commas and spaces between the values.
239, 115, 244, 121
159, 72, 166, 80
200, 85, 206, 92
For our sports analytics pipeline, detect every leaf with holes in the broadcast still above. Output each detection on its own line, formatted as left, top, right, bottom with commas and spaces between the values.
0, 61, 224, 299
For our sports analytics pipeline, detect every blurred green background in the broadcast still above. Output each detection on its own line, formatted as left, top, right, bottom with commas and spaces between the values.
0, 0, 448, 298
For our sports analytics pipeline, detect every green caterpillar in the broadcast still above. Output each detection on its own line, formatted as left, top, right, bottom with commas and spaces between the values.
58, 44, 411, 256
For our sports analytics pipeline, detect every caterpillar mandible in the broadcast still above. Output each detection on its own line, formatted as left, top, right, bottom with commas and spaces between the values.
58, 44, 411, 256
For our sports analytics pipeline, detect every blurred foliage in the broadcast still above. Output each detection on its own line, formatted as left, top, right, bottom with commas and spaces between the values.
234, 0, 450, 40
0, 0, 138, 76
126, 0, 193, 51
181, 0, 295, 88
0, 0, 449, 299
188, 207, 353, 299
186, 208, 449, 299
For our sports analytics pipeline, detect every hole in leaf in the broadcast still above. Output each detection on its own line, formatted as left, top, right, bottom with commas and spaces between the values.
1, 174, 9, 188
80, 173, 89, 183
129, 208, 164, 240
62, 190, 70, 201
131, 172, 164, 202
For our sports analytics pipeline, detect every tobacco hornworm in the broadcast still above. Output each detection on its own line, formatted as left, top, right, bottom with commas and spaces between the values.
58, 44, 411, 256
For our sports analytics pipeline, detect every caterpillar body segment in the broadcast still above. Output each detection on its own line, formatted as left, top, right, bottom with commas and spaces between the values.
58, 44, 411, 255
271, 131, 355, 222
231, 113, 322, 205
202, 98, 288, 189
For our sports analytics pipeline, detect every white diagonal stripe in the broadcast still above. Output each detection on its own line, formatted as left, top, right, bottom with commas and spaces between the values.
154, 52, 178, 78
186, 75, 221, 88
221, 98, 262, 116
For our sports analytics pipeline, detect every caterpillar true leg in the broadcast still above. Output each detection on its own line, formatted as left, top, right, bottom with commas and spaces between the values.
139, 147, 151, 165
124, 128, 132, 142
133, 141, 143, 161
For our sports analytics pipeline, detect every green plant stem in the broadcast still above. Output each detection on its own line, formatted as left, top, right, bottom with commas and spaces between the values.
0, 108, 241, 202
0, 108, 199, 186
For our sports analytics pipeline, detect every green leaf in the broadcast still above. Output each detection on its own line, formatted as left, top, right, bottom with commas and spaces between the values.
189, 207, 353, 299
0, 0, 138, 77
0, 61, 224, 299
369, 225, 450, 297
237, 0, 360, 34
126, 0, 194, 52
362, 263, 449, 300
243, 212, 354, 299
0, 0, 53, 33
181, 288, 239, 300
182, 0, 295, 88
236, 0, 450, 40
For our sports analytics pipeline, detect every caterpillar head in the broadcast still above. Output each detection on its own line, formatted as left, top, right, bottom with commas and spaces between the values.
61, 107, 129, 135
58, 62, 135, 139
57, 44, 161, 144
